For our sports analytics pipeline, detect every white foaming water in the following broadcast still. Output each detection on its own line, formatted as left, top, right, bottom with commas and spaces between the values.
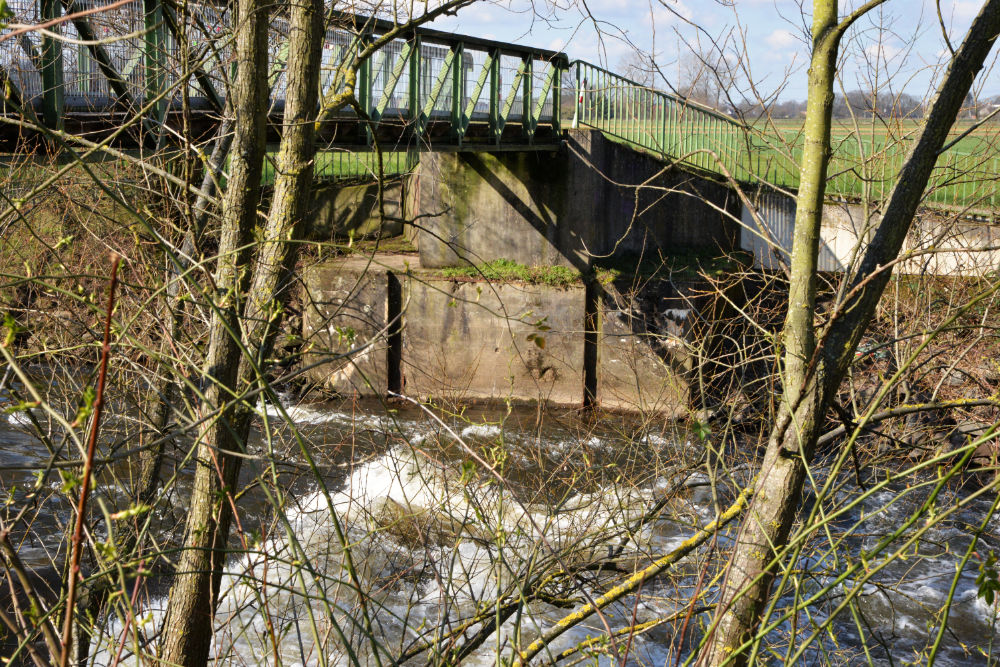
84, 400, 1000, 666
5, 409, 33, 427
459, 423, 502, 440
94, 440, 694, 666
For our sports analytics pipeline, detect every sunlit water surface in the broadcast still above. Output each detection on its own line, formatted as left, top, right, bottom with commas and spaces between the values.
2, 390, 999, 665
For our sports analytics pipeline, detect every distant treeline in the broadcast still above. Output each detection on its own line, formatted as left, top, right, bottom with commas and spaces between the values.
736, 90, 999, 121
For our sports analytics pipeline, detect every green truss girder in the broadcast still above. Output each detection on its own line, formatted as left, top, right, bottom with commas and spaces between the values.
372, 42, 412, 123
319, 44, 345, 97
494, 58, 525, 142
449, 43, 463, 141
456, 50, 493, 142
18, 1, 571, 146
143, 0, 166, 127
160, 1, 223, 111
269, 39, 291, 90
415, 48, 454, 136
39, 0, 63, 129
528, 62, 556, 137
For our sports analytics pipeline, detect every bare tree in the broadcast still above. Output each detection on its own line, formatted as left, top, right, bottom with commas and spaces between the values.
703, 2, 1000, 663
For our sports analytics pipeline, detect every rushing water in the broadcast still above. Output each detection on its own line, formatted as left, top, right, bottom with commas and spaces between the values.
2, 388, 999, 665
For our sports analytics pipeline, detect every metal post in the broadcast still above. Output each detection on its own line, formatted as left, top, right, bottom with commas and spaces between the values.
489, 49, 500, 144
40, 0, 64, 129
450, 42, 463, 144
408, 36, 421, 136
571, 62, 579, 129
358, 32, 373, 144
522, 55, 532, 141
552, 60, 562, 133
144, 0, 166, 126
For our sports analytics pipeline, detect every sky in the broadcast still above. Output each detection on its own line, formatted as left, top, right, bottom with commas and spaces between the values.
424, 0, 997, 102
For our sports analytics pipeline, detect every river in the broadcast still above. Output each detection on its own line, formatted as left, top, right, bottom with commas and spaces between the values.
1, 386, 998, 665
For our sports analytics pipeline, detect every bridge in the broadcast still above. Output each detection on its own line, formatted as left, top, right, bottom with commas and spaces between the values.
0, 0, 753, 176
2, 0, 997, 211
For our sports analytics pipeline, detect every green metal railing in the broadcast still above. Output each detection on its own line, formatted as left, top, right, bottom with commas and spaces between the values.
570, 61, 755, 182
1, 1, 569, 148
3, 0, 1000, 209
569, 61, 1000, 213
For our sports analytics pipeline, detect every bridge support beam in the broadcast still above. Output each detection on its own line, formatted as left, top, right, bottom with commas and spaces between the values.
412, 130, 742, 272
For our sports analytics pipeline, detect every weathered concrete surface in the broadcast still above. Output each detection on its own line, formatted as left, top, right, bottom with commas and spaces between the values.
301, 256, 409, 394
414, 130, 741, 271
402, 279, 587, 405
308, 177, 408, 240
742, 189, 1000, 275
598, 281, 693, 416
301, 255, 711, 413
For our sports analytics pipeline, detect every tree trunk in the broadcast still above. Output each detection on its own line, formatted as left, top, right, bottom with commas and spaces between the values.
241, 0, 324, 371
704, 3, 840, 661
158, 0, 269, 660
704, 2, 1000, 664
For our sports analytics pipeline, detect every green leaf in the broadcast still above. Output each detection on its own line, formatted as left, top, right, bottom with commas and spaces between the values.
59, 469, 82, 494
692, 419, 712, 442
2, 312, 25, 347
0, 0, 13, 25
72, 385, 97, 426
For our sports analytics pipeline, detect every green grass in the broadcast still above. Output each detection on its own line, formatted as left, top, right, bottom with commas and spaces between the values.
436, 254, 749, 288
258, 150, 418, 186
583, 113, 1000, 211
440, 258, 581, 286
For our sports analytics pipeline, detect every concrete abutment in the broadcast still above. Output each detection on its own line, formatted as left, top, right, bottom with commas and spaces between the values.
301, 130, 750, 414
411, 131, 742, 270
302, 257, 727, 414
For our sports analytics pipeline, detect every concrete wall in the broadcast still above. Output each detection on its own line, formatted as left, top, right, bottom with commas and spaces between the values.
742, 189, 1000, 276
302, 257, 404, 395
413, 131, 741, 271
308, 178, 408, 240
598, 283, 691, 416
403, 279, 587, 405
301, 259, 712, 413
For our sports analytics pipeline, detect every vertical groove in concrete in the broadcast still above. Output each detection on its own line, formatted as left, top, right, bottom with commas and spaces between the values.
583, 279, 600, 409
386, 271, 403, 395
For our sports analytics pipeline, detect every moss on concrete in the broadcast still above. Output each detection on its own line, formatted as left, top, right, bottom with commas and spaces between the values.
439, 258, 581, 287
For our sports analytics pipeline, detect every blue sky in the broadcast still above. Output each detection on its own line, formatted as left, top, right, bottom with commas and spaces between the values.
427, 1, 997, 102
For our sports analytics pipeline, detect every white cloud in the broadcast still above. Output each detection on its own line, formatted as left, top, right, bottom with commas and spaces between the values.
765, 28, 798, 50
863, 42, 903, 63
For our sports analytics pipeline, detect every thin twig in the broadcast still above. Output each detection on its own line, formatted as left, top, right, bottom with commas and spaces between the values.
59, 254, 121, 667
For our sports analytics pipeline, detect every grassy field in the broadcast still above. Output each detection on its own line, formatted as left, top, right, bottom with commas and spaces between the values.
763, 118, 1000, 209
581, 112, 1000, 211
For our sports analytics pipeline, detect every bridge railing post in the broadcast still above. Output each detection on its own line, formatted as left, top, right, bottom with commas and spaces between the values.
408, 35, 421, 139
488, 48, 500, 144
358, 31, 373, 144
571, 61, 580, 129
450, 42, 463, 145
522, 54, 532, 142
551, 61, 561, 133
39, 0, 64, 130
143, 0, 166, 140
